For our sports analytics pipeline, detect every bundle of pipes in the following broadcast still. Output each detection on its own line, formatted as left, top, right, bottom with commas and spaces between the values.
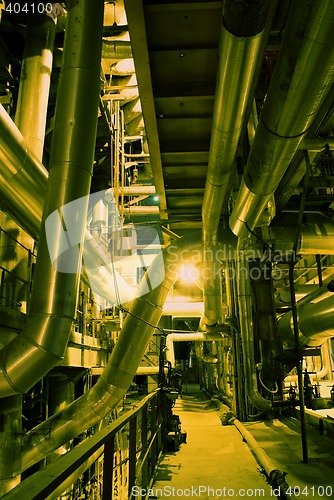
230, 0, 334, 237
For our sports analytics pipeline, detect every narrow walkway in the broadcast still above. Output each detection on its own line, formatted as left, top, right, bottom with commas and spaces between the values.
152, 385, 272, 499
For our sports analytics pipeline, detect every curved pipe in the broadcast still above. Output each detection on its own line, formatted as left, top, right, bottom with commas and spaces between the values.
201, 0, 274, 327
278, 280, 334, 349
237, 240, 272, 411
230, 0, 334, 236
165, 332, 225, 368
20, 236, 202, 473
0, 0, 104, 397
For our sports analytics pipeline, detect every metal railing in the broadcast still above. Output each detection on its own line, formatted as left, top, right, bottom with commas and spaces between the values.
2, 390, 163, 500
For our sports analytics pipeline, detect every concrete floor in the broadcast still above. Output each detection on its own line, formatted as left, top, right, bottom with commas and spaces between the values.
151, 385, 273, 499
245, 417, 334, 500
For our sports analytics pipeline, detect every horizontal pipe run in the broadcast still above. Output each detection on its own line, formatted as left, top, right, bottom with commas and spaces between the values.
233, 419, 294, 497
278, 280, 334, 348
105, 186, 156, 197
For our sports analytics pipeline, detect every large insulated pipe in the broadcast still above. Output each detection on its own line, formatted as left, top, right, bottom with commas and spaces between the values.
0, 0, 104, 397
0, 104, 47, 240
237, 240, 272, 411
0, 14, 56, 494
20, 236, 202, 472
230, 0, 334, 237
278, 280, 334, 349
201, 0, 275, 327
165, 332, 226, 368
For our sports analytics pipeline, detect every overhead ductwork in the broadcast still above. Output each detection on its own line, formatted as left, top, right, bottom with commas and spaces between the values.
230, 0, 334, 237
200, 0, 275, 328
0, 0, 104, 398
20, 236, 202, 473
278, 280, 334, 349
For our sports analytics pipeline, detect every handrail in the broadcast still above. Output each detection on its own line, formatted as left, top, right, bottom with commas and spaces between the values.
2, 390, 161, 500
0, 227, 36, 256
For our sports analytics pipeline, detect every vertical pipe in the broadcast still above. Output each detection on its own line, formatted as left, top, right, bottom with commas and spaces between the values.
0, 13, 55, 493
236, 241, 272, 411
289, 151, 310, 464
0, 0, 104, 397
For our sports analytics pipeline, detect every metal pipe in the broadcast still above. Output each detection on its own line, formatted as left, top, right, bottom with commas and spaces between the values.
165, 332, 225, 368
0, 117, 139, 309
201, 0, 274, 326
300, 137, 334, 151
15, 14, 56, 160
20, 236, 202, 473
262, 222, 334, 256
278, 280, 334, 349
136, 366, 168, 376
0, 0, 104, 397
236, 240, 272, 411
105, 186, 156, 197
0, 14, 56, 493
83, 229, 136, 305
234, 419, 294, 496
230, 0, 334, 236
102, 40, 132, 59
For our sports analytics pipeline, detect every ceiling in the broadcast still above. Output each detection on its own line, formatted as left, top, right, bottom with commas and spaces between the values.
1, 0, 334, 293
123, 0, 334, 233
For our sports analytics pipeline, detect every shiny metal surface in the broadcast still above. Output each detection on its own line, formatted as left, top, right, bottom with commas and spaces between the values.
278, 280, 334, 349
0, 0, 104, 397
0, 104, 48, 241
15, 15, 55, 161
230, 0, 334, 236
166, 332, 225, 367
21, 236, 202, 472
261, 221, 334, 255
229, 180, 273, 238
236, 240, 272, 411
201, 0, 273, 325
